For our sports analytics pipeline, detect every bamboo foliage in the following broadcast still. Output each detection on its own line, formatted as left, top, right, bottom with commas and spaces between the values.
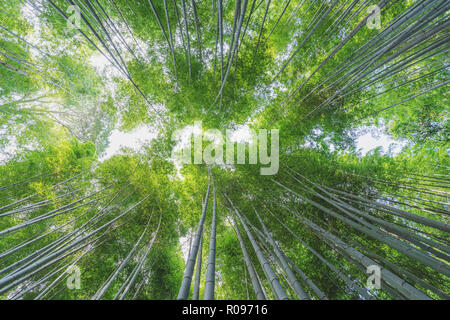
204, 176, 217, 300
177, 169, 211, 300
225, 194, 289, 300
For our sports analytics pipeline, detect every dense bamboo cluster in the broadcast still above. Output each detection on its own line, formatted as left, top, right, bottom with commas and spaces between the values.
220, 165, 448, 300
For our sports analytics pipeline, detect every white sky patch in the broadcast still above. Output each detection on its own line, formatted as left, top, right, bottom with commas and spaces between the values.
100, 125, 158, 161
355, 125, 408, 156
301, 124, 408, 157
178, 229, 193, 264
89, 54, 109, 70
20, 3, 42, 45
0, 122, 40, 165
0, 133, 20, 164
89, 53, 124, 78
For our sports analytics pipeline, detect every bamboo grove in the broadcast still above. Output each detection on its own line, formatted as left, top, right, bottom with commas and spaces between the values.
0, 0, 448, 300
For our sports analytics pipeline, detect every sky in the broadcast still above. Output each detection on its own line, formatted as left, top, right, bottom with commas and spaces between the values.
179, 232, 193, 264
99, 125, 158, 162
354, 125, 407, 156
101, 122, 407, 164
